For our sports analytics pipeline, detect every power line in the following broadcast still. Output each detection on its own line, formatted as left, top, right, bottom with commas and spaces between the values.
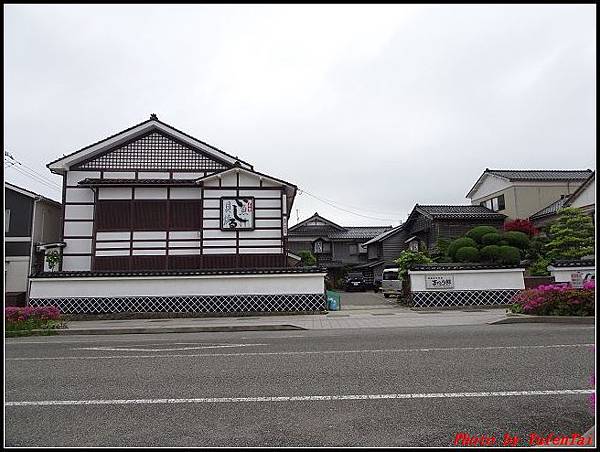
299, 188, 401, 217
5, 151, 62, 191
7, 164, 62, 192
298, 189, 400, 222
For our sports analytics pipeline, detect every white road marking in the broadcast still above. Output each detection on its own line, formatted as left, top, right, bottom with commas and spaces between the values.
73, 343, 267, 352
6, 343, 594, 361
5, 389, 594, 407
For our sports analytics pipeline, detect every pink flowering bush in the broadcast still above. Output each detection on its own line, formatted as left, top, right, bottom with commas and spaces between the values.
509, 280, 595, 316
5, 306, 65, 335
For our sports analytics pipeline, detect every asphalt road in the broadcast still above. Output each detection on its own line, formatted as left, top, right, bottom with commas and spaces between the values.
4, 324, 595, 447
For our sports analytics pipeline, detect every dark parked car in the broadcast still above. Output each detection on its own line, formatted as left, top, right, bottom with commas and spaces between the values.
344, 272, 367, 292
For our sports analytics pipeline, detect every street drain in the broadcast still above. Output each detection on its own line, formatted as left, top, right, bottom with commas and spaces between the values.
371, 313, 396, 316
414, 311, 442, 314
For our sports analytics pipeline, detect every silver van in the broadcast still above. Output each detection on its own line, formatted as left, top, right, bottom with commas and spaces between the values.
381, 268, 402, 298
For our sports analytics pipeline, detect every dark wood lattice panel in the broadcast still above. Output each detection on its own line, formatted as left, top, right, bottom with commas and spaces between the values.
95, 200, 131, 231
76, 132, 229, 171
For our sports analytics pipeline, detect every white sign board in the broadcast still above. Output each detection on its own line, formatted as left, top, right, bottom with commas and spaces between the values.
570, 272, 584, 289
425, 275, 454, 289
221, 197, 255, 230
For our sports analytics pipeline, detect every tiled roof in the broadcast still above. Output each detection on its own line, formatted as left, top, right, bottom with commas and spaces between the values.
32, 267, 327, 278
78, 178, 197, 186
529, 196, 570, 219
486, 169, 593, 181
410, 263, 524, 271
362, 224, 405, 246
416, 204, 506, 219
329, 226, 393, 240
549, 259, 595, 268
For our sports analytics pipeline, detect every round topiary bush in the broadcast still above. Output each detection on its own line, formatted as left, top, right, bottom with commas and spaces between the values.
466, 226, 499, 243
497, 245, 521, 264
480, 245, 501, 263
455, 246, 480, 263
503, 231, 530, 249
481, 232, 502, 246
448, 237, 478, 259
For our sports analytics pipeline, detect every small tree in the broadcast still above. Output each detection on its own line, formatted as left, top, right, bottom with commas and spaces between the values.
394, 250, 433, 281
544, 208, 595, 261
297, 250, 317, 266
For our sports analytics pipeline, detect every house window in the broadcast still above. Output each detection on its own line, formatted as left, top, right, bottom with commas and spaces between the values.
5, 209, 10, 233
409, 240, 419, 252
481, 194, 505, 212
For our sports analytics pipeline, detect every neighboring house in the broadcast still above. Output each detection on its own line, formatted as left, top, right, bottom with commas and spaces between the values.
564, 171, 595, 221
4, 182, 62, 305
466, 169, 593, 220
363, 204, 506, 283
27, 115, 328, 316
530, 171, 595, 228
287, 213, 392, 274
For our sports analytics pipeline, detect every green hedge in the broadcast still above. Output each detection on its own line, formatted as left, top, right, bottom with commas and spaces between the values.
503, 231, 530, 249
466, 226, 499, 243
497, 245, 521, 264
448, 237, 478, 259
480, 245, 501, 263
481, 232, 502, 245
455, 246, 480, 263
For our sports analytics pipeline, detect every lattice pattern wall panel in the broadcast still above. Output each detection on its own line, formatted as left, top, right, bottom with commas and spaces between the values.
29, 293, 327, 314
77, 132, 228, 171
411, 289, 521, 309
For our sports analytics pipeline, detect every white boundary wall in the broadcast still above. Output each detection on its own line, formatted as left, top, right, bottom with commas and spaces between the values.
409, 268, 525, 291
29, 272, 326, 299
548, 266, 595, 283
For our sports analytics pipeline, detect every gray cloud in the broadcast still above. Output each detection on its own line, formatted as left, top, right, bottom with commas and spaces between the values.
4, 4, 595, 226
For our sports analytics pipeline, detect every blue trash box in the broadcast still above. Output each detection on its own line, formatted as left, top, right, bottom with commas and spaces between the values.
326, 290, 341, 311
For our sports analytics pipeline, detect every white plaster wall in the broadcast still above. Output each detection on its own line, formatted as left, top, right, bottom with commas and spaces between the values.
255, 199, 281, 209
173, 172, 205, 179
469, 174, 512, 201
570, 179, 595, 208
203, 199, 220, 208
62, 255, 91, 271
67, 171, 101, 186
170, 187, 201, 199
5, 257, 30, 292
169, 231, 201, 239
96, 232, 131, 240
133, 231, 166, 239
239, 230, 281, 239
65, 187, 95, 203
64, 239, 93, 254
255, 209, 282, 218
29, 273, 326, 298
204, 189, 237, 198
219, 172, 238, 187
98, 187, 133, 200
103, 172, 136, 179
64, 205, 94, 220
239, 172, 260, 186
238, 189, 280, 198
134, 187, 167, 199
548, 266, 595, 283
138, 172, 170, 179
64, 221, 94, 237
409, 269, 525, 291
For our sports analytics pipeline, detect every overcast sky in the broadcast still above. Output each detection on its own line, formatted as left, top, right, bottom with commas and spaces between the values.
3, 4, 596, 226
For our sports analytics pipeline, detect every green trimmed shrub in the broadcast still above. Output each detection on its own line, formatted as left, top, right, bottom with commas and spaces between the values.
448, 237, 478, 259
497, 240, 509, 246
481, 232, 502, 246
503, 231, 530, 249
298, 250, 316, 266
480, 245, 502, 263
528, 257, 551, 276
455, 246, 480, 263
466, 226, 499, 243
497, 245, 521, 264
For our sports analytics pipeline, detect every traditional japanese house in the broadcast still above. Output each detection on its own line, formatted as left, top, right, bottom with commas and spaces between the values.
287, 213, 392, 281
27, 115, 326, 314
363, 204, 506, 283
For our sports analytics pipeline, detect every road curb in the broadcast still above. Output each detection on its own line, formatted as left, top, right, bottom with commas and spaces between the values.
489, 315, 595, 325
7, 324, 306, 337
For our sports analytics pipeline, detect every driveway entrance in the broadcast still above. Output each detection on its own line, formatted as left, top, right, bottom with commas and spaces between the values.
337, 291, 400, 309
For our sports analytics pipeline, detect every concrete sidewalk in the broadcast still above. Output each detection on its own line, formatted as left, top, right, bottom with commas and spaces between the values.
56, 306, 511, 335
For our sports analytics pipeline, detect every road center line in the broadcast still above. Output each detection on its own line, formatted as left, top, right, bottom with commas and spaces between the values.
5, 343, 594, 361
72, 343, 267, 352
5, 389, 594, 407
